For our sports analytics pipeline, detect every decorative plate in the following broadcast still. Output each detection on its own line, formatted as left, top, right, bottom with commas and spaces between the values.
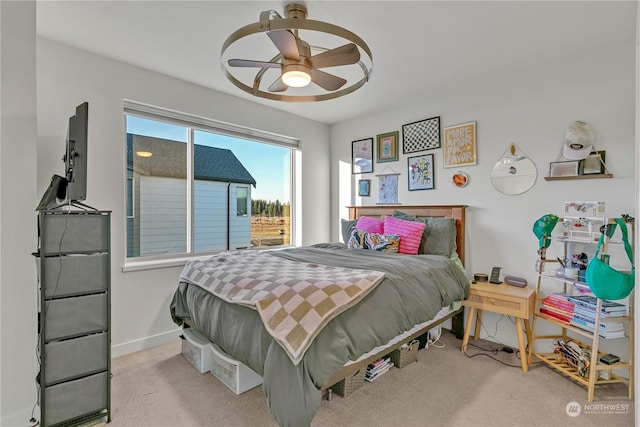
452, 171, 469, 188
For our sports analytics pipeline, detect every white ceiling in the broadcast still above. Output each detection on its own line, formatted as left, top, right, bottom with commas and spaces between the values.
36, 1, 637, 125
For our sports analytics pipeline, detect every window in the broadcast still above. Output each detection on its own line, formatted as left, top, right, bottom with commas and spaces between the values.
124, 102, 296, 262
236, 187, 248, 216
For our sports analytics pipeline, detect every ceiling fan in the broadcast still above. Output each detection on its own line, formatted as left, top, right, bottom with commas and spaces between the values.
221, 3, 373, 102
228, 4, 360, 92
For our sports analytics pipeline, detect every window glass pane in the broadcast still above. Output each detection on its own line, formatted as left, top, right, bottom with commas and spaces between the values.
193, 130, 291, 250
237, 187, 248, 216
126, 116, 188, 257
124, 108, 294, 261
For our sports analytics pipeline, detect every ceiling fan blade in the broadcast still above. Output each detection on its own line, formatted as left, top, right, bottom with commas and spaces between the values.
267, 30, 300, 60
310, 69, 347, 91
228, 59, 281, 68
308, 43, 360, 69
268, 76, 288, 93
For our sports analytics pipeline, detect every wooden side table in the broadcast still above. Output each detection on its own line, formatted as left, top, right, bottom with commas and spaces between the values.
461, 281, 535, 372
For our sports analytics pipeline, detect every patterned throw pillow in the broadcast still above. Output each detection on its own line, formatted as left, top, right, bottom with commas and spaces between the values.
341, 218, 358, 243
362, 231, 400, 253
383, 216, 426, 255
347, 228, 365, 249
346, 228, 400, 253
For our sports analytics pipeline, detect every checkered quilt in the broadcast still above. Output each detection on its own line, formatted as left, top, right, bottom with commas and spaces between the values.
179, 250, 385, 365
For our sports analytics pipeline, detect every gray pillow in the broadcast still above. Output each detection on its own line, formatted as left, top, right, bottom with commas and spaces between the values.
392, 210, 457, 257
340, 219, 358, 243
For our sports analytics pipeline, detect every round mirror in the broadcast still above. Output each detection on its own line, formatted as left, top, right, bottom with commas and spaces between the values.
490, 144, 537, 195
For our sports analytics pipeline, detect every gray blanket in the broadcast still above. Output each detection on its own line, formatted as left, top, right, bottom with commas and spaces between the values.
170, 243, 469, 427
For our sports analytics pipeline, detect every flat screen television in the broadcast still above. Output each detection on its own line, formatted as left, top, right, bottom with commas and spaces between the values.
64, 102, 89, 202
36, 102, 89, 210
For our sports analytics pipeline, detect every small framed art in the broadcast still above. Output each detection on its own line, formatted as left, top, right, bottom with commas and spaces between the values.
358, 179, 370, 197
579, 150, 606, 175
402, 116, 440, 153
549, 160, 579, 177
352, 138, 373, 174
376, 131, 399, 163
408, 153, 435, 190
442, 121, 477, 168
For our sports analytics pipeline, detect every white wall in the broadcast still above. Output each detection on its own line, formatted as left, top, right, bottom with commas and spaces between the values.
331, 40, 636, 355
1, 2, 38, 425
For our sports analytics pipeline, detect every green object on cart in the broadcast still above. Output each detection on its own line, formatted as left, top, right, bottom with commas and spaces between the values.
532, 214, 559, 249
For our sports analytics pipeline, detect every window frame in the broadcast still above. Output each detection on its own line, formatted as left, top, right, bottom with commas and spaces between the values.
236, 186, 249, 217
123, 101, 298, 271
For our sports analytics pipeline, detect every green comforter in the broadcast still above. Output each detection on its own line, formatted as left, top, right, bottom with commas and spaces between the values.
170, 243, 469, 427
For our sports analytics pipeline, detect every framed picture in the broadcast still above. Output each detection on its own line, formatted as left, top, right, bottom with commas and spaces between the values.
549, 160, 579, 177
579, 150, 606, 175
408, 153, 435, 190
377, 173, 399, 204
442, 121, 477, 168
376, 131, 399, 163
402, 116, 440, 153
352, 138, 373, 174
358, 179, 370, 197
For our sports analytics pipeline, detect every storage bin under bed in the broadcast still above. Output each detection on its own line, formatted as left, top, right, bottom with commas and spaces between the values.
181, 328, 215, 373
210, 343, 263, 395
180, 328, 263, 394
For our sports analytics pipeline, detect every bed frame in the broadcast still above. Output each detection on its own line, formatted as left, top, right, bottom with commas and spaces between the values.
323, 205, 467, 390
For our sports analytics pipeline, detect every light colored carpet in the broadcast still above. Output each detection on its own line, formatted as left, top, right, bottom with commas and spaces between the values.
106, 331, 634, 427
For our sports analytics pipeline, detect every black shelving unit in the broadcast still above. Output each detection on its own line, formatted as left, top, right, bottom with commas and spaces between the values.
35, 209, 111, 426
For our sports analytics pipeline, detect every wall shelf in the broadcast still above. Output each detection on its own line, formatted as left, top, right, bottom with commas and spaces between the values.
544, 173, 613, 181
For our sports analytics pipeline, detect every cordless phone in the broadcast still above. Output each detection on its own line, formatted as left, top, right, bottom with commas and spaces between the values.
490, 267, 502, 284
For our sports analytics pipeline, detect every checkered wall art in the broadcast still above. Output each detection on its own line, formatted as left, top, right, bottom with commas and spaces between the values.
402, 116, 441, 153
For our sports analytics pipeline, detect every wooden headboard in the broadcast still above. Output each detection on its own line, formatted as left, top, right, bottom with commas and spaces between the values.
347, 205, 467, 265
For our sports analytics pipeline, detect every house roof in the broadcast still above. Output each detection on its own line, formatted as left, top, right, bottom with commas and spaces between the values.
194, 144, 256, 187
127, 134, 256, 187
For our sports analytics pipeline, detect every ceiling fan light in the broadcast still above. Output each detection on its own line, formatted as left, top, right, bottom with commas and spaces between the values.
282, 66, 311, 87
221, 3, 373, 101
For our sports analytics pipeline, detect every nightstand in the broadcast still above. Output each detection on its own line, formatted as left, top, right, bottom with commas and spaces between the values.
461, 281, 535, 372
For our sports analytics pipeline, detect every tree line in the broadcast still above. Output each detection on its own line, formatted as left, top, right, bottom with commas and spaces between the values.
251, 199, 291, 217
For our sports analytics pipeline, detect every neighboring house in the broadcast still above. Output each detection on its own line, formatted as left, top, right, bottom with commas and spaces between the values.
126, 134, 256, 257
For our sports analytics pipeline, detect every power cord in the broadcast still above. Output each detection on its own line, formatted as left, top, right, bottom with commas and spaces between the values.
464, 315, 543, 369
425, 325, 445, 349
463, 342, 524, 368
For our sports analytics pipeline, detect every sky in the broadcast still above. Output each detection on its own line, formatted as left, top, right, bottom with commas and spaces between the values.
126, 115, 290, 203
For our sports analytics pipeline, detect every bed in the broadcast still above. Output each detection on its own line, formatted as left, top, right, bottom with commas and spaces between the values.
170, 205, 469, 427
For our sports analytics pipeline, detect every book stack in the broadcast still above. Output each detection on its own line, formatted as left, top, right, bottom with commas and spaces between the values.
365, 357, 393, 382
539, 293, 575, 324
567, 295, 627, 338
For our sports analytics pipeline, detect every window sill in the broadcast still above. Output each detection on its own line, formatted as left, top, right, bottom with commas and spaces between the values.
122, 245, 295, 272
122, 256, 194, 272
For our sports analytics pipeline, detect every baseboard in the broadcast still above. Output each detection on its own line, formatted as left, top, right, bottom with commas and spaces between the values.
111, 328, 182, 358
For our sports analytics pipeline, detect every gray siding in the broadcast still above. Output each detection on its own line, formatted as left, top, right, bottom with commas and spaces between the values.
139, 176, 187, 256
136, 177, 251, 256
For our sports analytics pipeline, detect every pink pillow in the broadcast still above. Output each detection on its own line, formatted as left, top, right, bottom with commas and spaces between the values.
356, 216, 384, 234
383, 216, 426, 255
